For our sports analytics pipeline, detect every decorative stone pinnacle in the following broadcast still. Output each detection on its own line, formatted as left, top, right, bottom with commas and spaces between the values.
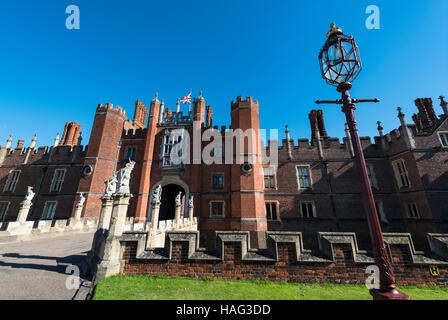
198, 91, 204, 101
5, 134, 13, 148
377, 121, 383, 130
439, 95, 448, 115
397, 107, 404, 117
30, 134, 38, 148
152, 93, 159, 103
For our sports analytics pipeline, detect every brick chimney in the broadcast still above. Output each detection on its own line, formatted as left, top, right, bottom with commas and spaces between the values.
206, 105, 213, 128
59, 122, 82, 146
309, 110, 328, 143
412, 98, 437, 131
133, 100, 148, 129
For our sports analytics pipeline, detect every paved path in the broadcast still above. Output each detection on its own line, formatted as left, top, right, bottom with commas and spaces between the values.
0, 232, 94, 300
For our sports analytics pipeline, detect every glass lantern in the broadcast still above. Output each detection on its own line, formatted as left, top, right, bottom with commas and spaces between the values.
318, 23, 362, 86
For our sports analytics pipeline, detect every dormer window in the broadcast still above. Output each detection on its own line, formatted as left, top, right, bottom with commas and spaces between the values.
438, 132, 448, 148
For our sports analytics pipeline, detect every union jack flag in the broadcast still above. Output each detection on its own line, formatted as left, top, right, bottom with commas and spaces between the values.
180, 92, 191, 104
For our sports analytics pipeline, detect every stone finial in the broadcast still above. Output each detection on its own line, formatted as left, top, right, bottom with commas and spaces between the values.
176, 98, 181, 113
23, 186, 35, 204
397, 108, 416, 149
439, 95, 448, 115
198, 90, 205, 101
188, 196, 194, 209
77, 132, 83, 146
53, 133, 60, 147
17, 140, 24, 148
30, 134, 38, 149
285, 125, 293, 160
5, 134, 13, 148
377, 121, 384, 136
152, 92, 160, 103
159, 99, 165, 124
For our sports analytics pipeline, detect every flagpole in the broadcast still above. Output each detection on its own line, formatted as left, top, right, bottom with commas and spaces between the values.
189, 88, 192, 112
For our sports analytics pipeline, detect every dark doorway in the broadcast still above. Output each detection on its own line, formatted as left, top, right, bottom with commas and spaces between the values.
159, 184, 185, 221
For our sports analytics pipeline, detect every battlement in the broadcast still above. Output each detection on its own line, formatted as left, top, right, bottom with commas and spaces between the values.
120, 230, 448, 286
230, 96, 259, 110
96, 103, 127, 119
1, 145, 86, 166
122, 127, 147, 139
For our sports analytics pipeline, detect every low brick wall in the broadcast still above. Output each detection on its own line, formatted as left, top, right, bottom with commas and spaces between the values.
118, 231, 448, 286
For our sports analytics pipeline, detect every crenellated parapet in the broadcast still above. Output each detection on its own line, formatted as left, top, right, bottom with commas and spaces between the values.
96, 103, 127, 120
230, 96, 259, 111
121, 127, 147, 140
0, 144, 86, 166
119, 230, 448, 286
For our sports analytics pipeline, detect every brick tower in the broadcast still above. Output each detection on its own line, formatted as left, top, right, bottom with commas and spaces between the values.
74, 103, 126, 217
134, 94, 161, 222
229, 96, 267, 247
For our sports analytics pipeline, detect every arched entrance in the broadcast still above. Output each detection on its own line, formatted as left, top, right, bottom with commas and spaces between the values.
148, 176, 190, 222
159, 184, 185, 221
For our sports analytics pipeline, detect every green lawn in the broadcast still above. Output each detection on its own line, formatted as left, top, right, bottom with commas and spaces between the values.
93, 274, 448, 300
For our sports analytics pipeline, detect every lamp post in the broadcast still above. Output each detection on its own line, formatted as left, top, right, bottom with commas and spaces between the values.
315, 23, 410, 300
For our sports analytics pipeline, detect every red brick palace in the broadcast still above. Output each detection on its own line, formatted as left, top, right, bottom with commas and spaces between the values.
1, 93, 447, 250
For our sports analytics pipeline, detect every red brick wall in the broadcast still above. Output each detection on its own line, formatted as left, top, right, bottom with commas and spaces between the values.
121, 240, 447, 286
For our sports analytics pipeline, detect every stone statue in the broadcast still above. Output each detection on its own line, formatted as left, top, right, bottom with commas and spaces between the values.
152, 185, 162, 205
77, 192, 86, 207
188, 196, 194, 208
24, 186, 35, 204
175, 192, 182, 207
117, 160, 135, 194
104, 172, 118, 197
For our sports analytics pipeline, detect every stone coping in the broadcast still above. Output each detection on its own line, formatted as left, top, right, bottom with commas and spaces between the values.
117, 230, 448, 266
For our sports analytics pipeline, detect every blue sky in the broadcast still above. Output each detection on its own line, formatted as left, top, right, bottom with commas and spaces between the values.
0, 0, 447, 147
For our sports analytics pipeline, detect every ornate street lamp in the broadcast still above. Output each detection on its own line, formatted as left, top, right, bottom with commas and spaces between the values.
316, 23, 411, 300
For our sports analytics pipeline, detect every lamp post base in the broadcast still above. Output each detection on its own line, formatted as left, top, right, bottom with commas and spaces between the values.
370, 288, 411, 300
